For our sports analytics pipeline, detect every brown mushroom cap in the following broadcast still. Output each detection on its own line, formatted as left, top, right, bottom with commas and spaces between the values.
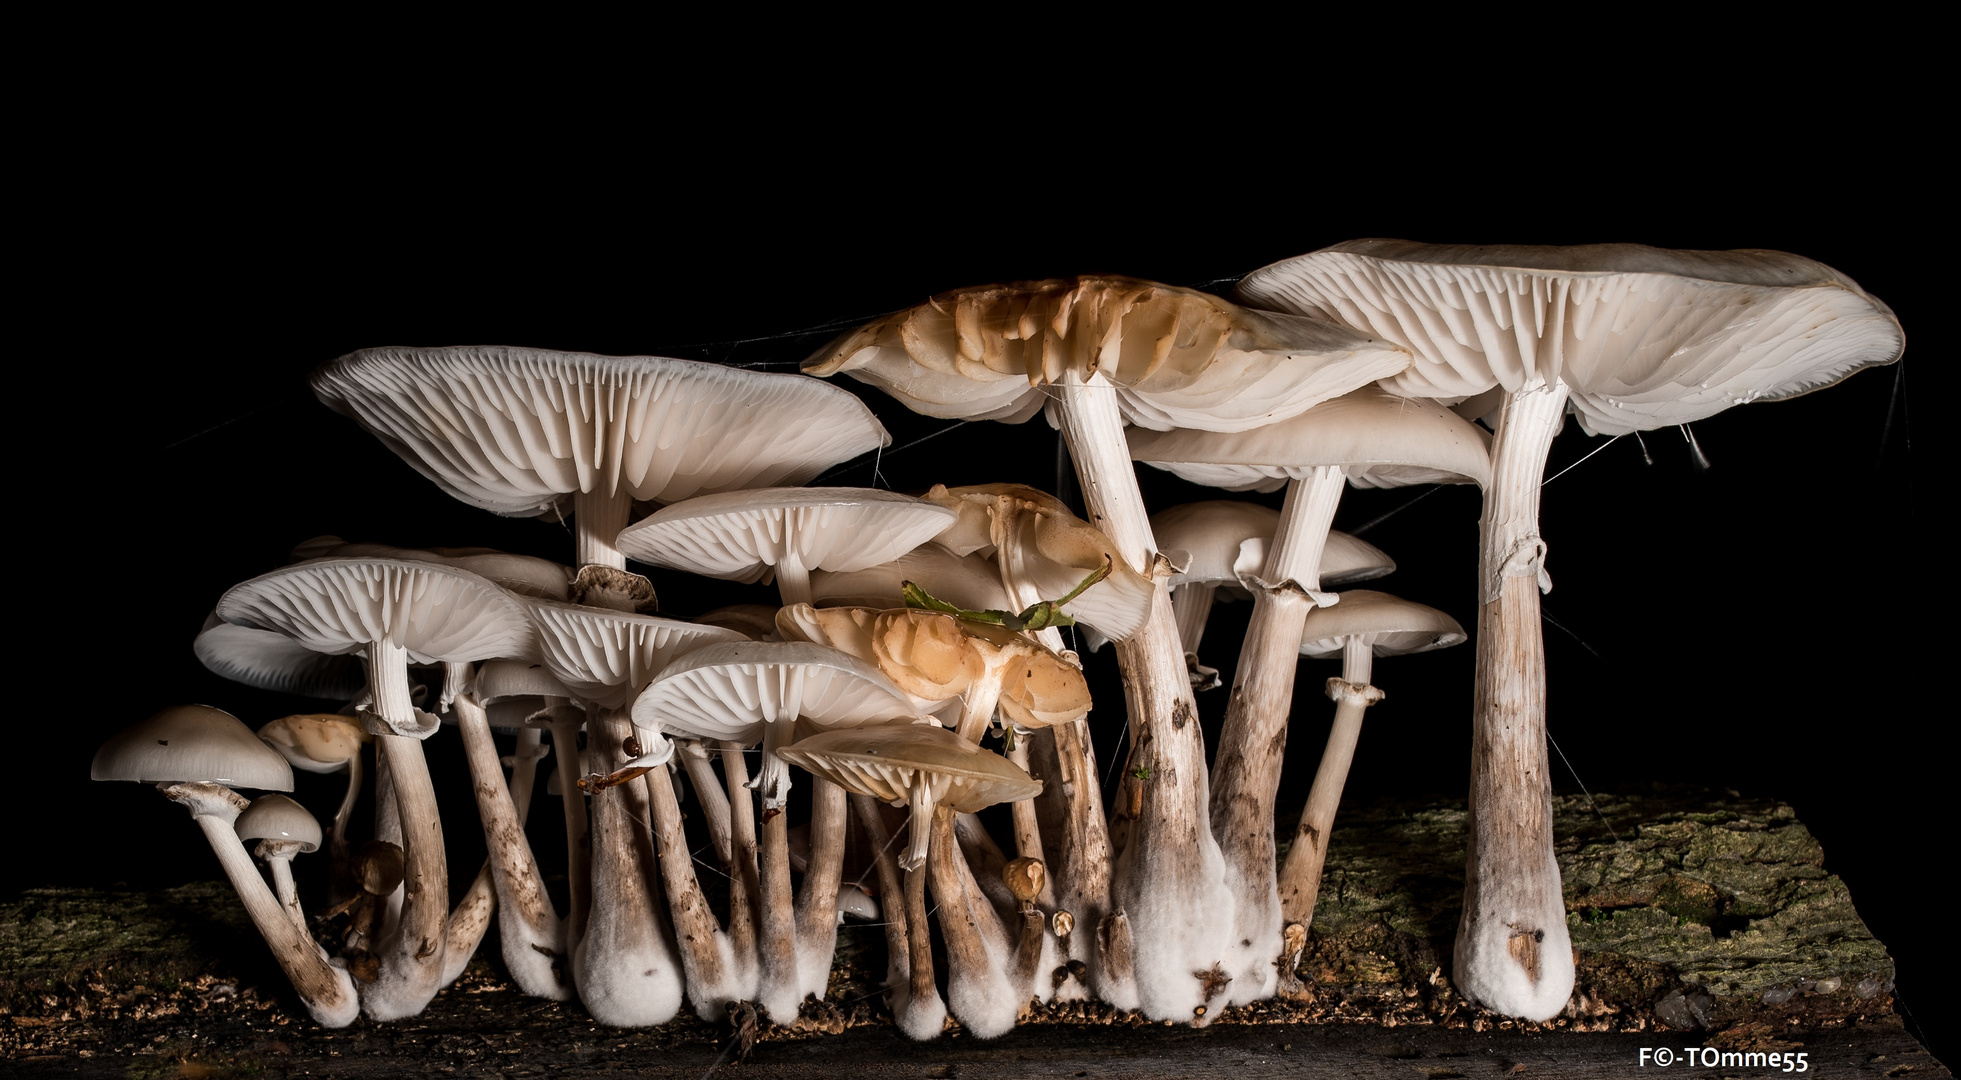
777, 724, 1041, 814
257, 714, 368, 774
804, 275, 1409, 433
93, 705, 295, 791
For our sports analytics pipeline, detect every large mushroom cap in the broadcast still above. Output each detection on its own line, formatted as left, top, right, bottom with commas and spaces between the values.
809, 543, 1012, 614
194, 613, 369, 701
1298, 590, 1466, 657
93, 705, 295, 791
804, 275, 1410, 433
292, 538, 575, 601
312, 346, 891, 517
1237, 240, 1904, 436
630, 641, 923, 743
236, 793, 323, 851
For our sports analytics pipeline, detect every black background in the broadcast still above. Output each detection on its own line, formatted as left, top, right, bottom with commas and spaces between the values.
18, 92, 1943, 1053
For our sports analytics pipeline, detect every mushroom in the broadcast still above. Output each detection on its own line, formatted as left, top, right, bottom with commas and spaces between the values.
616, 486, 956, 606
629, 640, 927, 1021
1272, 590, 1465, 989
1129, 384, 1490, 1004
807, 275, 1410, 1020
257, 713, 369, 898
778, 724, 1042, 1038
1237, 240, 1903, 1020
92, 705, 359, 1028
310, 346, 890, 581
216, 557, 533, 1021
1149, 501, 1395, 689
517, 596, 744, 1023
236, 793, 324, 935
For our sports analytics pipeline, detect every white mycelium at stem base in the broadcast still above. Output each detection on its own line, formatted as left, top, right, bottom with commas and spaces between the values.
1237, 239, 1905, 1020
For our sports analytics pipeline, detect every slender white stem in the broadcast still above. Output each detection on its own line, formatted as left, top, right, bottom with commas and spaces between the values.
1276, 641, 1378, 930
794, 778, 849, 1002
1456, 382, 1577, 1022
573, 707, 683, 1026
1053, 369, 1231, 1022
576, 486, 632, 571
645, 763, 746, 1019
544, 704, 591, 952
166, 783, 359, 1028
679, 741, 733, 867
452, 684, 568, 1000
1205, 466, 1345, 1005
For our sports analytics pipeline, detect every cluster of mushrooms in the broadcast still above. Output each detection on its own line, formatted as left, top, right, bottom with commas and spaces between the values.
92, 241, 1902, 1036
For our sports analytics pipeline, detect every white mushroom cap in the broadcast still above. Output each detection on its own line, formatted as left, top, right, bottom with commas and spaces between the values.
194, 613, 368, 700
311, 346, 890, 517
236, 793, 323, 852
215, 558, 533, 668
1237, 240, 1904, 436
615, 487, 956, 596
291, 537, 575, 601
1297, 590, 1466, 658
1129, 384, 1493, 493
517, 596, 745, 712
1153, 503, 1395, 592
804, 276, 1410, 433
93, 705, 295, 791
628, 640, 927, 805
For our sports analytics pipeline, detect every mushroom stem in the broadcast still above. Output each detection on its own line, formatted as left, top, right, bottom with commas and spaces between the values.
793, 778, 848, 1002
255, 841, 308, 936
1004, 740, 1055, 909
898, 856, 945, 1040
850, 793, 913, 1011
1456, 382, 1575, 1022
1206, 467, 1344, 1004
1030, 718, 1110, 989
645, 762, 746, 1019
719, 742, 762, 990
328, 751, 363, 899
755, 796, 804, 1023
543, 703, 591, 951
774, 550, 813, 607
572, 707, 683, 1026
574, 486, 633, 572
359, 639, 449, 1021
440, 860, 497, 988
1051, 368, 1231, 1021
1276, 643, 1379, 933
164, 782, 360, 1028
1170, 581, 1218, 674
508, 726, 546, 822
451, 683, 569, 1000
927, 806, 1018, 1038
679, 740, 733, 867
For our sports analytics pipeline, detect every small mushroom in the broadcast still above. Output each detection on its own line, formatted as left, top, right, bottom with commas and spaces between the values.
235, 793, 323, 935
